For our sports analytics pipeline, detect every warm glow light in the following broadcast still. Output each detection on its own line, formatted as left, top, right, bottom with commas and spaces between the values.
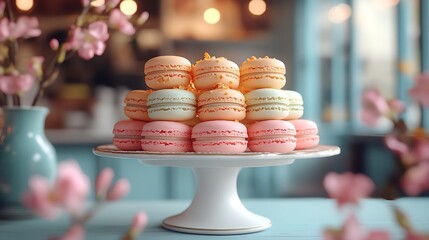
120, 0, 137, 16
16, 0, 34, 11
248, 0, 266, 16
91, 0, 105, 7
328, 3, 352, 23
204, 8, 221, 24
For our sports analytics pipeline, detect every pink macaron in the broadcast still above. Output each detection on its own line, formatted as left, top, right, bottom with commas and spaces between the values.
113, 120, 146, 151
289, 119, 319, 150
192, 120, 248, 153
247, 120, 296, 153
141, 121, 192, 152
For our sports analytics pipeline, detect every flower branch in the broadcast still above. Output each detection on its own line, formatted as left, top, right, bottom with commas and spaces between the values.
23, 160, 147, 240
0, 0, 149, 107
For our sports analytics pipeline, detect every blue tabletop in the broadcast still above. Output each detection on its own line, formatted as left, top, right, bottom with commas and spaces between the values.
1, 198, 428, 239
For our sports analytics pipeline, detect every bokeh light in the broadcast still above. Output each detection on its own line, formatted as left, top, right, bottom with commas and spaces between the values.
16, 0, 34, 12
204, 8, 221, 24
328, 3, 352, 23
249, 0, 266, 16
120, 0, 137, 16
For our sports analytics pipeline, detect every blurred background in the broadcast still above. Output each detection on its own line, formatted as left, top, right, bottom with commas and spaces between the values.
11, 0, 429, 200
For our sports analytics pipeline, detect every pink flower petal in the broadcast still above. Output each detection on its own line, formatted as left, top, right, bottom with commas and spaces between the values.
131, 212, 148, 231
107, 179, 130, 201
360, 89, 389, 127
95, 167, 114, 198
0, 74, 34, 94
324, 172, 374, 207
385, 135, 409, 156
22, 176, 57, 219
109, 9, 135, 36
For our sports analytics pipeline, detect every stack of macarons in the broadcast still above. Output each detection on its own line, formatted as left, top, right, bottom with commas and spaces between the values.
193, 53, 248, 153
112, 53, 319, 153
240, 56, 318, 152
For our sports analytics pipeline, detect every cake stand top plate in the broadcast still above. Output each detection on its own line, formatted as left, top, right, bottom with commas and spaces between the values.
93, 145, 340, 168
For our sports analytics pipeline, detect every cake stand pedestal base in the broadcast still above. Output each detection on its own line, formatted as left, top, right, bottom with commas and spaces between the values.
162, 167, 271, 235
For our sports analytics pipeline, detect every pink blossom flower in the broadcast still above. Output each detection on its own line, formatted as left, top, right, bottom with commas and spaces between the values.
52, 161, 90, 213
401, 163, 429, 196
66, 21, 109, 60
95, 167, 114, 198
22, 176, 57, 218
106, 179, 130, 201
22, 160, 90, 218
324, 215, 390, 240
109, 9, 135, 36
360, 89, 390, 127
409, 73, 429, 108
385, 135, 409, 156
324, 172, 375, 207
0, 16, 41, 42
0, 74, 34, 94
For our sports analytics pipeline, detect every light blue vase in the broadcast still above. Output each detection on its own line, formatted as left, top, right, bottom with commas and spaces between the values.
0, 106, 57, 216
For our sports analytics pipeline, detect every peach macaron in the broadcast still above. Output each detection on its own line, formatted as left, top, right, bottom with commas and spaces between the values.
240, 56, 286, 90
192, 120, 248, 153
124, 90, 152, 122
141, 121, 192, 152
144, 56, 192, 89
289, 119, 319, 150
247, 120, 296, 153
112, 119, 146, 151
197, 88, 246, 121
193, 53, 240, 90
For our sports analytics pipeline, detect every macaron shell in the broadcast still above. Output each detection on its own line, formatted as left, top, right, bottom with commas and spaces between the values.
124, 106, 150, 121
295, 135, 320, 150
112, 119, 146, 137
194, 58, 240, 76
248, 137, 296, 153
147, 89, 196, 121
141, 121, 192, 138
147, 89, 196, 106
141, 121, 192, 152
197, 89, 246, 121
283, 90, 304, 120
194, 58, 240, 90
113, 138, 143, 151
289, 119, 319, 149
112, 120, 146, 150
247, 120, 296, 153
145, 71, 191, 89
193, 139, 248, 153
144, 55, 191, 74
198, 104, 246, 121
240, 57, 286, 89
141, 139, 192, 152
240, 57, 286, 75
192, 120, 248, 153
194, 72, 239, 90
192, 120, 248, 138
240, 73, 286, 90
245, 88, 289, 106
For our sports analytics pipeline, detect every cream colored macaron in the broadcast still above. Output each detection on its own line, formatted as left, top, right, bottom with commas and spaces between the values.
245, 88, 290, 121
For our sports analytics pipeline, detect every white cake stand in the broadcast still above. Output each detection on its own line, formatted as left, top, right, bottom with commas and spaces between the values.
93, 145, 340, 235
